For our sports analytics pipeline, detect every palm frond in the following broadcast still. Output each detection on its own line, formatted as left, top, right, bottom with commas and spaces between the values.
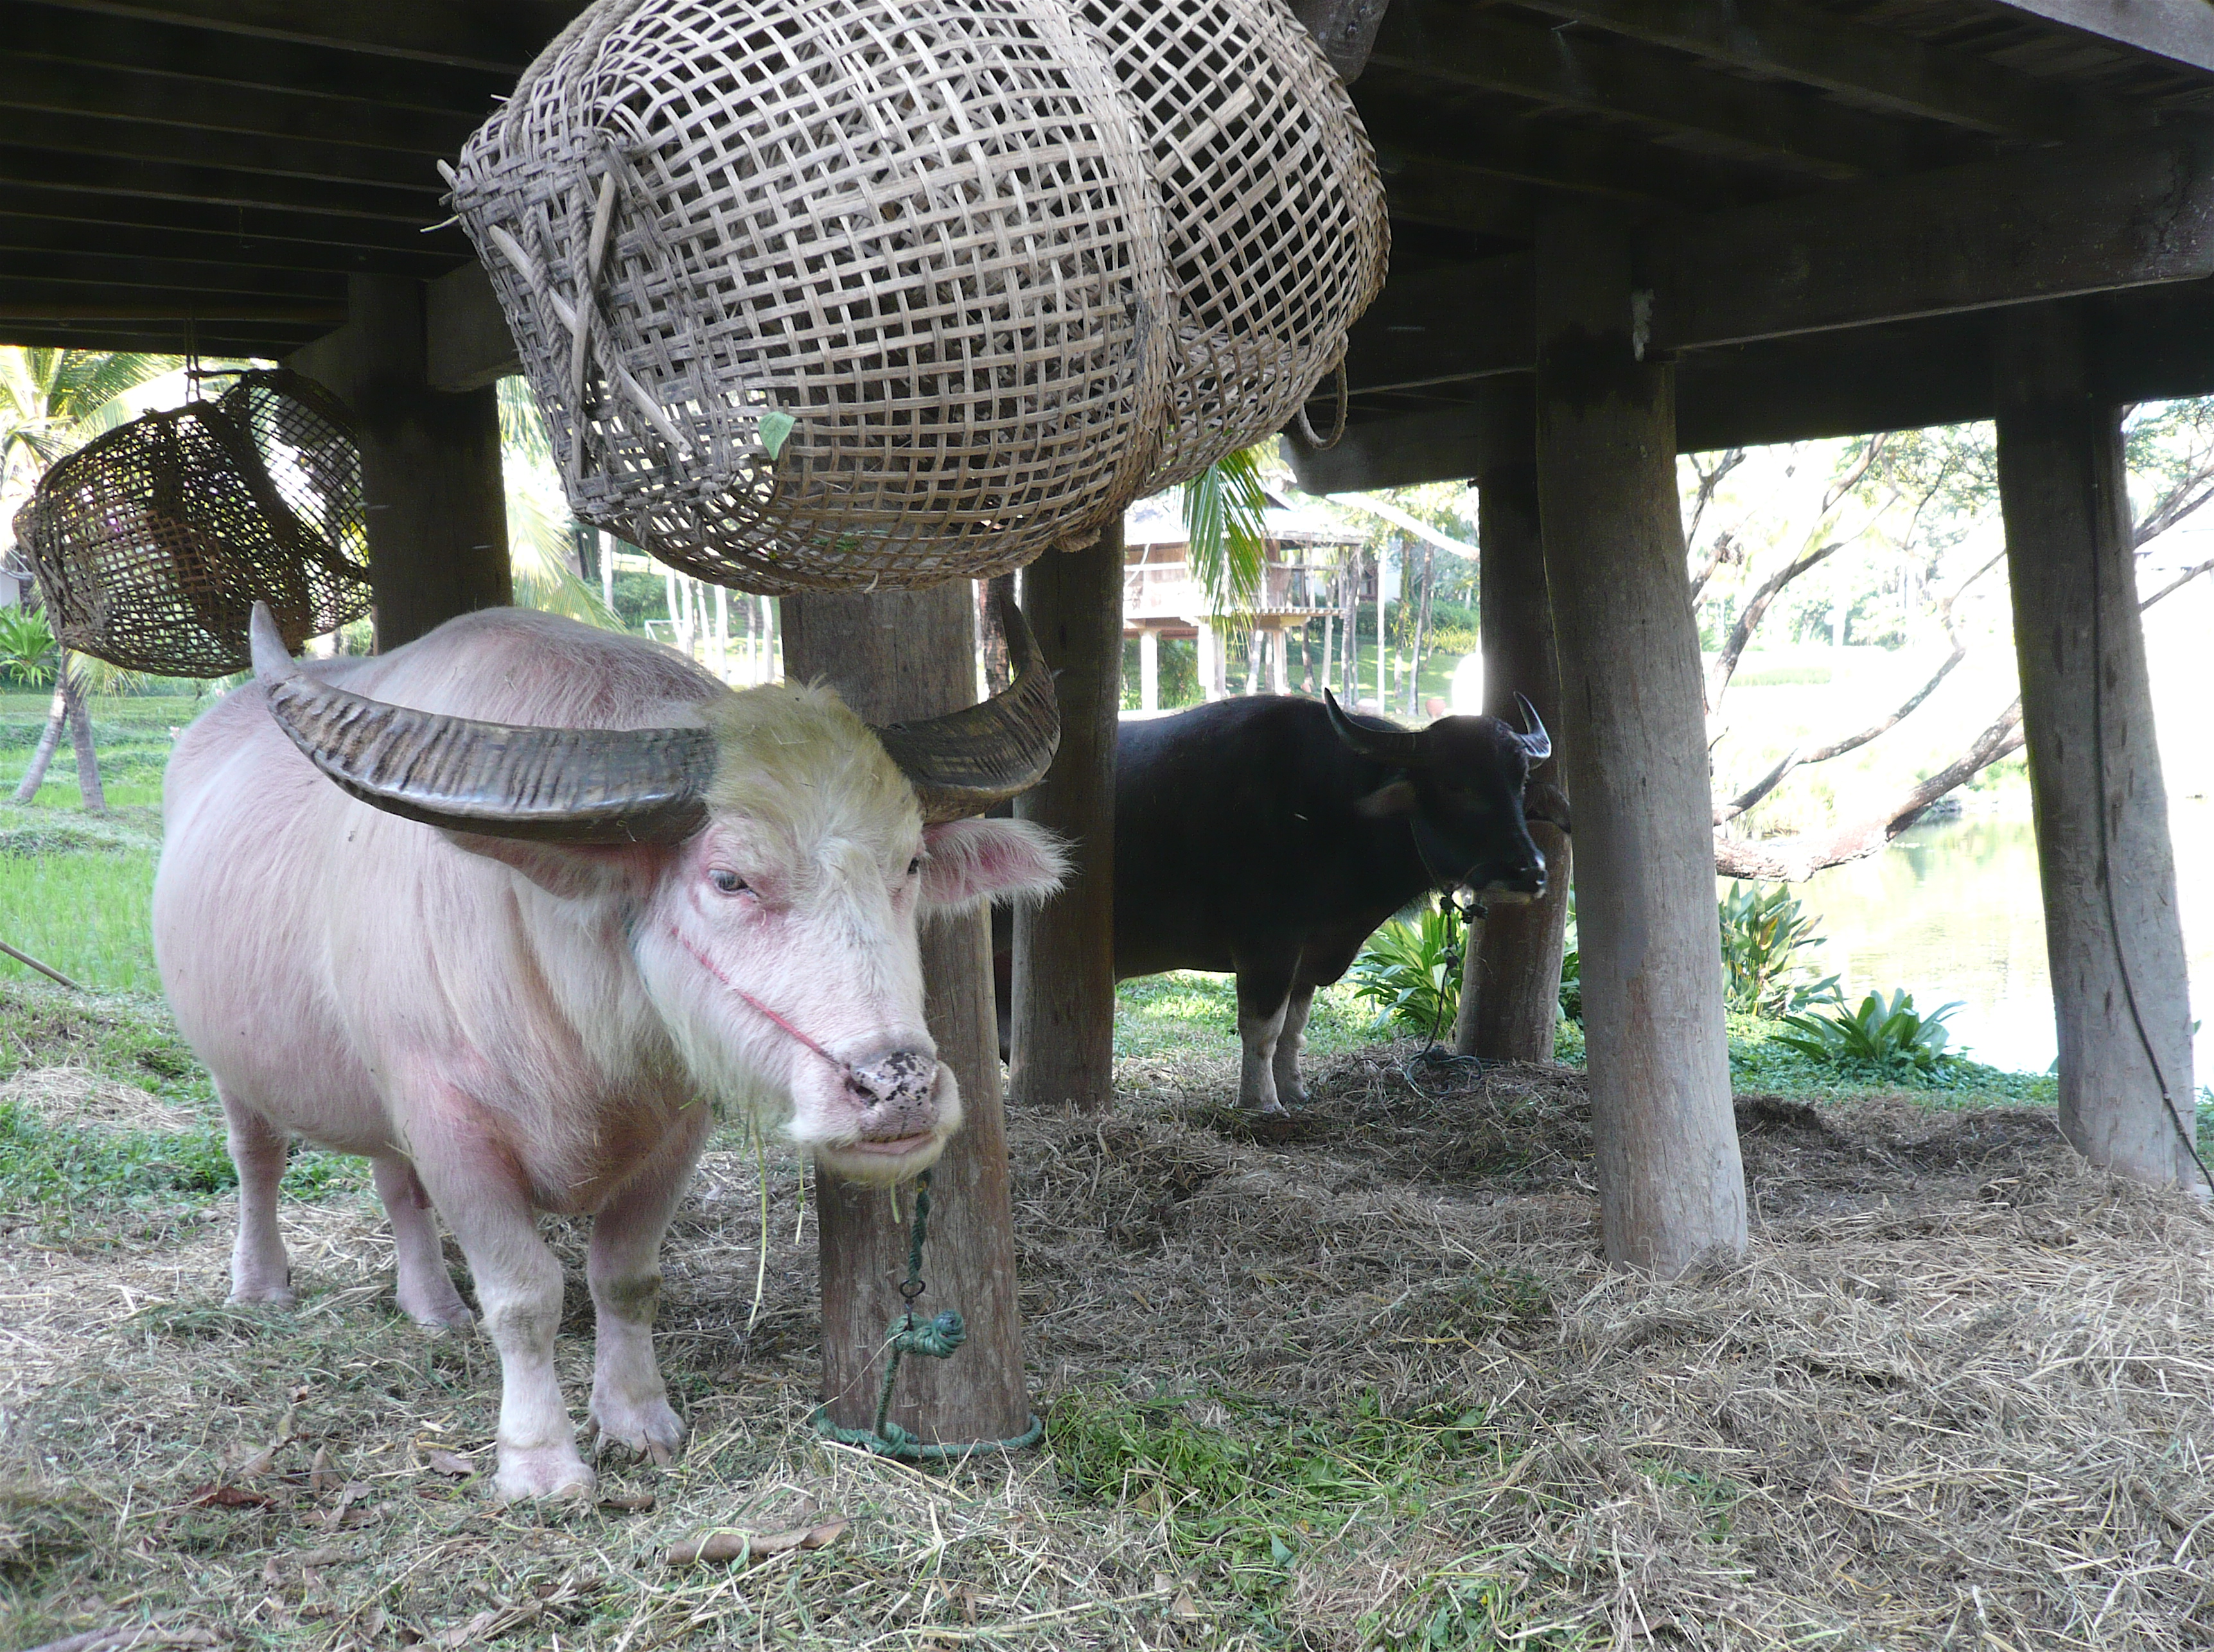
498, 377, 556, 469
1181, 444, 1271, 621
505, 459, 621, 628
56, 351, 180, 423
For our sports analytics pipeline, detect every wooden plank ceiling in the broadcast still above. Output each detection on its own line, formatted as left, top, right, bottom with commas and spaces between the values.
3, 0, 2213, 471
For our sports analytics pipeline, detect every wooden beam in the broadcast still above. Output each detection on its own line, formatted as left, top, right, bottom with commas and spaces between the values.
1009, 525, 1122, 1116
6, 111, 446, 193
0, 180, 473, 259
0, 321, 315, 355
0, 52, 480, 157
780, 586, 1033, 1449
1342, 254, 1531, 394
1514, 0, 2102, 136
1381, 157, 1542, 237
0, 205, 457, 278
7, 6, 513, 112
1647, 123, 2214, 349
0, 292, 345, 323
1533, 201, 1744, 1278
425, 262, 520, 394
0, 248, 348, 301
26, 0, 584, 73
1364, 100, 1768, 211
1368, 6, 1972, 181
1987, 0, 2214, 75
0, 144, 449, 225
1996, 301, 2202, 1193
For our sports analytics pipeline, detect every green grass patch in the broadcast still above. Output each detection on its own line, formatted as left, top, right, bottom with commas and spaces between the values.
1113, 971, 1374, 1066
0, 843, 160, 992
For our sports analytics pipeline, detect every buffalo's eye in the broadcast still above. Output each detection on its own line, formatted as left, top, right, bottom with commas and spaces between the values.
908, 857, 923, 877
709, 869, 748, 896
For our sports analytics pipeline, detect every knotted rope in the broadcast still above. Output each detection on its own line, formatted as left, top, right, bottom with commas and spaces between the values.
812, 1169, 1044, 1461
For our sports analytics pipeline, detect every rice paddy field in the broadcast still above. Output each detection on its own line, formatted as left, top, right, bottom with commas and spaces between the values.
2, 687, 2212, 1651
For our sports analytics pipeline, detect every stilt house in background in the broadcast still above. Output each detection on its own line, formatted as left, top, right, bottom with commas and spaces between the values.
1, 1, 2210, 1444
1121, 491, 1355, 707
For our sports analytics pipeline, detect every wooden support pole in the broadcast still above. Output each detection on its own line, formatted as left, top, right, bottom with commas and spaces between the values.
1459, 377, 1574, 1063
1533, 203, 1746, 1276
328, 274, 509, 649
1995, 304, 2205, 1194
781, 586, 1030, 1443
1010, 524, 1123, 1113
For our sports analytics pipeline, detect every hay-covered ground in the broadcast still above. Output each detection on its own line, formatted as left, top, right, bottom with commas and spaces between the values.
3, 976, 2211, 1652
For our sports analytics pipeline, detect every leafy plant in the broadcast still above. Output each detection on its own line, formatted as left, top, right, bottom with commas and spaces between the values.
1350, 902, 1464, 1038
1775, 989, 1961, 1078
1558, 890, 1581, 1023
1718, 880, 1841, 1016
0, 609, 57, 688
1181, 443, 1272, 621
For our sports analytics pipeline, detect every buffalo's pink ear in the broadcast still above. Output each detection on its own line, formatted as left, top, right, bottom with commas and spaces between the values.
920, 818, 1068, 912
442, 832, 665, 900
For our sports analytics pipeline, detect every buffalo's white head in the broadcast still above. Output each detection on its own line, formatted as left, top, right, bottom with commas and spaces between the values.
247, 595, 1064, 1186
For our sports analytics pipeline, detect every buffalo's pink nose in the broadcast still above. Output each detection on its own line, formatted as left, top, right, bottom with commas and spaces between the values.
847, 1050, 937, 1138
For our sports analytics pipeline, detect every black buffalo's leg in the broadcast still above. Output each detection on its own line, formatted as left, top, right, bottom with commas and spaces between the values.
1271, 985, 1317, 1109
1234, 958, 1299, 1114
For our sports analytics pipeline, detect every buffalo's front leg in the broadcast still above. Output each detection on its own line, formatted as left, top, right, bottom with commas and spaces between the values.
410, 1115, 590, 1501
1234, 963, 1297, 1113
1271, 985, 1317, 1110
585, 1102, 710, 1464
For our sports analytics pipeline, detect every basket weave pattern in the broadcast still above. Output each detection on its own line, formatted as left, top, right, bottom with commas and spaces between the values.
453, 0, 1175, 593
1080, 0, 1387, 493
12, 371, 371, 678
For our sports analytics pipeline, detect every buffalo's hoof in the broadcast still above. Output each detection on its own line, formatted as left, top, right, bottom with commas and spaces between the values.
492, 1446, 595, 1504
227, 1283, 297, 1310
588, 1392, 685, 1467
398, 1283, 475, 1331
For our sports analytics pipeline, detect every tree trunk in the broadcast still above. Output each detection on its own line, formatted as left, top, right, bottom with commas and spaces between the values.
13, 677, 67, 804
64, 668, 103, 814
780, 586, 1031, 1445
1342, 556, 1360, 701
1996, 303, 2203, 1195
1010, 524, 1122, 1112
1462, 378, 1572, 1064
1534, 203, 1746, 1277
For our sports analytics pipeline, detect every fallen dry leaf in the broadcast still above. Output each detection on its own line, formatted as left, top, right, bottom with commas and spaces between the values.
308, 1445, 335, 1496
184, 1483, 274, 1510
597, 1490, 655, 1512
665, 1515, 849, 1567
423, 1450, 476, 1478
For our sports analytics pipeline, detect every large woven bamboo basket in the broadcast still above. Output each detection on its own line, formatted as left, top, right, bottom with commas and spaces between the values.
1082, 0, 1389, 493
11, 371, 371, 677
450, 0, 1175, 593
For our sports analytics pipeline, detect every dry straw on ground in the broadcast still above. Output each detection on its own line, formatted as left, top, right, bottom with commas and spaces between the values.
3, 1039, 2211, 1648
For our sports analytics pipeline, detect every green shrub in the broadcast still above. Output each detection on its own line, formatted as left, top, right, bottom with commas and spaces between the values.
1718, 881, 1841, 1016
1558, 892, 1581, 1023
1349, 902, 1465, 1039
1775, 989, 1960, 1078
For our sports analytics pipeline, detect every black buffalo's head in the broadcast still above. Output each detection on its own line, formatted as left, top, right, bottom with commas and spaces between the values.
1324, 690, 1568, 901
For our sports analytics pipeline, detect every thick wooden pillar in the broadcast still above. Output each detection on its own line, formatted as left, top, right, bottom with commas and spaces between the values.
1459, 376, 1573, 1063
343, 276, 511, 648
1010, 524, 1122, 1112
1533, 204, 1745, 1276
782, 585, 1030, 1443
1995, 304, 2203, 1194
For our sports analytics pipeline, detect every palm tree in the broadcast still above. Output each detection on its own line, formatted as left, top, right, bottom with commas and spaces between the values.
1181, 443, 1272, 618
497, 378, 624, 628
1, 347, 177, 813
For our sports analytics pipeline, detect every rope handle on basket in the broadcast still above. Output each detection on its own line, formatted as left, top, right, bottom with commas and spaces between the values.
809, 1168, 1044, 1461
1294, 358, 1349, 451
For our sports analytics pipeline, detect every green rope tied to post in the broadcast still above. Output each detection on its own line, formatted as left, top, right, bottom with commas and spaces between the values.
812, 1168, 1045, 1460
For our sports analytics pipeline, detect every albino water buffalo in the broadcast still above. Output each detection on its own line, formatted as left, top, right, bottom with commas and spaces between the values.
154, 597, 1064, 1500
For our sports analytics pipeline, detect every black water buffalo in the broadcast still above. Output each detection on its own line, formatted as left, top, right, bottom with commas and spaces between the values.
1000, 692, 1564, 1112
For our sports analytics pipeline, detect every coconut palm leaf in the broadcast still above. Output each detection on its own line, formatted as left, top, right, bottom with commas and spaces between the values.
1181, 444, 1271, 620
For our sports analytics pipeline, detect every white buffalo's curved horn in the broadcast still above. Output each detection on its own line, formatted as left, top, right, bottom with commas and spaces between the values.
250, 603, 717, 844
870, 584, 1062, 822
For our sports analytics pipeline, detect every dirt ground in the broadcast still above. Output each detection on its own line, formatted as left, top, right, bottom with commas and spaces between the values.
3, 1040, 2211, 1650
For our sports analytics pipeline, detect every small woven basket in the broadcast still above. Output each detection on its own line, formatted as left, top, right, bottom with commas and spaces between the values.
451, 0, 1175, 593
12, 370, 371, 677
1080, 0, 1388, 493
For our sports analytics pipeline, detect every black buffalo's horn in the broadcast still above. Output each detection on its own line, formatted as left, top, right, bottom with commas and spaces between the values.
872, 584, 1062, 822
250, 603, 717, 844
252, 588, 1060, 842
1513, 693, 1552, 762
1323, 688, 1429, 767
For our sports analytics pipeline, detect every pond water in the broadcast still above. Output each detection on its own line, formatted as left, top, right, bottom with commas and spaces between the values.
1782, 799, 2214, 1077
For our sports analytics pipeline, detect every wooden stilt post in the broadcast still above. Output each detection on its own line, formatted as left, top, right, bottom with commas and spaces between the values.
1995, 304, 2204, 1194
1459, 376, 1573, 1063
1010, 523, 1123, 1113
321, 275, 511, 649
1534, 203, 1746, 1276
782, 586, 1031, 1444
